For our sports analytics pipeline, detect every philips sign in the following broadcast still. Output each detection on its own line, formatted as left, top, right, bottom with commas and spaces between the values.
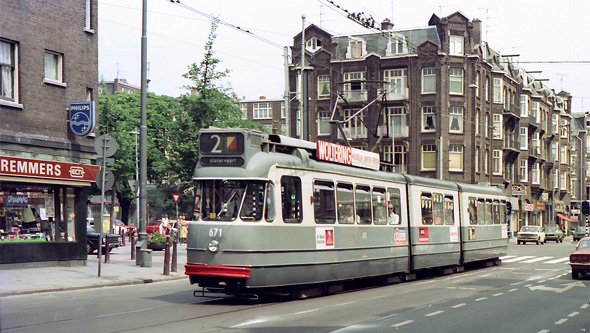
69, 101, 96, 136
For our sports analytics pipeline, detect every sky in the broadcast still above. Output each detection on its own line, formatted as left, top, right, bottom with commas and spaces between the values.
98, 0, 590, 113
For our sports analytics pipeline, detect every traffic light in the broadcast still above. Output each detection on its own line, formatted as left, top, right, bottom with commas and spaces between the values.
582, 201, 590, 215
506, 201, 512, 215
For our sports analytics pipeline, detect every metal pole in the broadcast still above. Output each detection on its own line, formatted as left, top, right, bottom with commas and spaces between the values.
138, 0, 151, 267
300, 14, 307, 140
284, 46, 291, 137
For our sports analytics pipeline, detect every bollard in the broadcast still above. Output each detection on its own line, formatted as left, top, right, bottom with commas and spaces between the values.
139, 248, 152, 267
163, 236, 170, 276
104, 234, 110, 263
171, 236, 177, 273
130, 230, 135, 261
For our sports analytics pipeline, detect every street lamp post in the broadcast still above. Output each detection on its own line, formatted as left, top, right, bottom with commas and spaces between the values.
130, 128, 139, 229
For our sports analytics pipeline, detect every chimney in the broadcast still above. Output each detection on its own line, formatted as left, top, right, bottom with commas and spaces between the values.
381, 18, 394, 31
259, 96, 266, 100
472, 19, 482, 45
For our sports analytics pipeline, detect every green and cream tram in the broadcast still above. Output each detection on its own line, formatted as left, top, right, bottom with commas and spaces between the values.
185, 128, 508, 298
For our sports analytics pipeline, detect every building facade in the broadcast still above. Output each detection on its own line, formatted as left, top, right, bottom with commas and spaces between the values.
286, 12, 577, 233
0, 0, 100, 266
99, 78, 141, 95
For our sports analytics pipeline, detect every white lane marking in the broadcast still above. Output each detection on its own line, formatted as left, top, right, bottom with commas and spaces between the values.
294, 309, 319, 315
392, 320, 413, 328
452, 303, 466, 308
493, 293, 504, 296
555, 318, 568, 325
567, 312, 579, 317
232, 318, 270, 328
502, 256, 535, 263
581, 304, 589, 309
475, 297, 487, 301
425, 310, 444, 317
537, 330, 550, 333
500, 255, 516, 260
522, 256, 553, 263
545, 257, 570, 264
508, 288, 518, 292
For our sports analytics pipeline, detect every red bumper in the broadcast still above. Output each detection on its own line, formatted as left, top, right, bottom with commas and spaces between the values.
185, 264, 251, 279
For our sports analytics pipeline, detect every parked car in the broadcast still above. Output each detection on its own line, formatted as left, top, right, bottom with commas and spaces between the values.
569, 237, 590, 279
544, 226, 564, 243
146, 219, 176, 234
86, 223, 122, 255
572, 227, 588, 242
112, 219, 136, 235
516, 225, 545, 245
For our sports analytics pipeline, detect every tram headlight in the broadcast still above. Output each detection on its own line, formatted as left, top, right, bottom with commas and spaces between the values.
208, 240, 219, 253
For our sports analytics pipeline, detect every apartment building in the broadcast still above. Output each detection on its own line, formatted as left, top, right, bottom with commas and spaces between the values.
285, 12, 577, 232
0, 0, 99, 266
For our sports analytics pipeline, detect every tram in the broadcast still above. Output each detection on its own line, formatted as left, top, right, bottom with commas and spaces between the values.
185, 128, 509, 298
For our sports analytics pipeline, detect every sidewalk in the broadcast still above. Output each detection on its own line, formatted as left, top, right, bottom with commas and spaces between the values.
0, 242, 188, 297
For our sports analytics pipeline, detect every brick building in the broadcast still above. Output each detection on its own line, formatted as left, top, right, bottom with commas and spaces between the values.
0, 0, 100, 266
286, 12, 577, 232
99, 78, 141, 95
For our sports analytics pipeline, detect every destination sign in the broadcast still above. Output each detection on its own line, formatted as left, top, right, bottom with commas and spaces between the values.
200, 133, 244, 155
200, 156, 244, 167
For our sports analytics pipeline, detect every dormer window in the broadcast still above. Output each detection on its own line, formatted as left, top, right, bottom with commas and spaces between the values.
305, 37, 322, 53
449, 35, 464, 56
346, 38, 366, 59
387, 34, 407, 55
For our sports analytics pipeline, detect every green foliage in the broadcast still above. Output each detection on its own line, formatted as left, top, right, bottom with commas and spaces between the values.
148, 231, 166, 244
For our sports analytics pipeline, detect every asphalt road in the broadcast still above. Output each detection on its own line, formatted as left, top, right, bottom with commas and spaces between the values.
1, 239, 588, 333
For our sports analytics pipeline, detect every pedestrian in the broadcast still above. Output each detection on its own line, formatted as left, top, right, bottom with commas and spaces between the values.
179, 215, 189, 244
159, 214, 169, 235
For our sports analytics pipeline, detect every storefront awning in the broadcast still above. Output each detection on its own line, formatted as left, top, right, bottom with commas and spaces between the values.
557, 213, 573, 222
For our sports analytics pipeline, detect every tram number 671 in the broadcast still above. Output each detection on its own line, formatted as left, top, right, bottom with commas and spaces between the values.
209, 228, 223, 237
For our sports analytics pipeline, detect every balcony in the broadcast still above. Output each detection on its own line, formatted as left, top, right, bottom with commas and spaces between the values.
528, 146, 539, 160
338, 127, 368, 140
504, 104, 520, 118
339, 89, 368, 103
380, 163, 407, 173
528, 114, 538, 128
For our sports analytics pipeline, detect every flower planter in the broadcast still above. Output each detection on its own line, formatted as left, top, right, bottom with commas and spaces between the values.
148, 242, 166, 251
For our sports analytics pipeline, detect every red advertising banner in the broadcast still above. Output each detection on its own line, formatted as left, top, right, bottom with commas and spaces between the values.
0, 155, 100, 183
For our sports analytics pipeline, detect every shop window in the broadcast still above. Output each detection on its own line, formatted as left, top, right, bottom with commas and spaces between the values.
0, 184, 77, 243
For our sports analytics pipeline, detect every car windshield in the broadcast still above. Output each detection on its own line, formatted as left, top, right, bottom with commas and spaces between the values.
578, 240, 590, 249
545, 227, 559, 232
521, 226, 539, 232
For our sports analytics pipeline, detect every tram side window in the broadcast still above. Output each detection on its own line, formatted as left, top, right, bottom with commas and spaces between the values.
499, 201, 507, 224
313, 180, 336, 224
485, 200, 493, 225
337, 183, 355, 224
281, 176, 302, 223
421, 192, 433, 225
355, 185, 371, 224
477, 199, 486, 225
492, 201, 500, 224
372, 187, 387, 225
444, 195, 455, 225
468, 197, 478, 225
433, 193, 444, 225
264, 183, 275, 222
387, 188, 401, 225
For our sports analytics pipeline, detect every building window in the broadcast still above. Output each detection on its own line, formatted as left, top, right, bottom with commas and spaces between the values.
520, 127, 528, 150
560, 172, 567, 190
384, 69, 408, 100
560, 145, 567, 164
343, 72, 366, 101
493, 78, 503, 103
317, 74, 330, 99
519, 159, 528, 182
253, 102, 272, 119
560, 120, 568, 138
240, 103, 247, 118
387, 107, 407, 137
475, 147, 480, 173
475, 72, 480, 97
551, 141, 558, 162
422, 144, 437, 170
449, 107, 463, 133
422, 106, 436, 132
531, 101, 540, 120
280, 102, 285, 119
341, 109, 367, 139
388, 34, 408, 55
484, 149, 489, 175
552, 114, 559, 134
520, 95, 529, 117
449, 35, 464, 55
422, 67, 436, 94
85, 0, 94, 32
318, 110, 331, 135
475, 110, 480, 136
493, 150, 502, 175
485, 114, 490, 138
485, 78, 489, 101
449, 144, 463, 171
0, 40, 19, 106
347, 39, 365, 58
449, 68, 464, 95
306, 37, 322, 52
385, 144, 407, 172
44, 51, 65, 86
493, 114, 503, 139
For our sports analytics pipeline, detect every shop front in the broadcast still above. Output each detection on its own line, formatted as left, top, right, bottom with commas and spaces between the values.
0, 156, 100, 267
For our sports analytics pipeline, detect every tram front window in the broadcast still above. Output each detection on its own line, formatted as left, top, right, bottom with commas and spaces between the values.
200, 180, 269, 222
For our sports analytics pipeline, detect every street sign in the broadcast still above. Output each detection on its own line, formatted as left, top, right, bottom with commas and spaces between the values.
96, 169, 115, 190
172, 193, 180, 204
94, 134, 118, 157
128, 180, 137, 194
512, 185, 527, 195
